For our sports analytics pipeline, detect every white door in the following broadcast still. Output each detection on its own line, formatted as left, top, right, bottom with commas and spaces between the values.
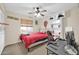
0, 10, 5, 54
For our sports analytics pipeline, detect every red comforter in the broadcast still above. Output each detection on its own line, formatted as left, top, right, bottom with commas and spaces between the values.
20, 32, 48, 48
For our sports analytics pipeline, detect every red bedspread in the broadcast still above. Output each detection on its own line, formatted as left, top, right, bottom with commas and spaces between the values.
20, 32, 48, 48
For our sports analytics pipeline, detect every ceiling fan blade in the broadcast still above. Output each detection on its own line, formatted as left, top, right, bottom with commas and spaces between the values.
28, 11, 35, 14
40, 14, 44, 16
41, 10, 47, 12
28, 12, 33, 14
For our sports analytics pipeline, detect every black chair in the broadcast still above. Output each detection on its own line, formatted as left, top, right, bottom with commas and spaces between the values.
47, 31, 55, 45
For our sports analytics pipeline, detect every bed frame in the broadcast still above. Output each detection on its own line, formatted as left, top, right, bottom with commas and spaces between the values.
22, 38, 48, 52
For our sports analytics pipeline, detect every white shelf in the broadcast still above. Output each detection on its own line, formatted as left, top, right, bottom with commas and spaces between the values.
50, 19, 62, 38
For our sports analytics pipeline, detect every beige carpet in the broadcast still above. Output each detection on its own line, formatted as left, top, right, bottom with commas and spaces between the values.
1, 42, 47, 55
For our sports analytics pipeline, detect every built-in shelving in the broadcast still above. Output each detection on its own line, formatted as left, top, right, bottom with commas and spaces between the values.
50, 17, 63, 38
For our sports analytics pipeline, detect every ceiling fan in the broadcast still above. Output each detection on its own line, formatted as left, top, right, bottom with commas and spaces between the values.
28, 7, 47, 17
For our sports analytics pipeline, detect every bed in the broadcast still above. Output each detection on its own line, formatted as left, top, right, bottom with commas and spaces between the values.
20, 32, 48, 51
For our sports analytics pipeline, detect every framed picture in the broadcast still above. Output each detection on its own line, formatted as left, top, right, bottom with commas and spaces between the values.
44, 20, 48, 28
35, 20, 38, 25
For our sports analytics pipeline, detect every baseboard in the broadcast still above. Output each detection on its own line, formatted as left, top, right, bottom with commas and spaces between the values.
5, 40, 21, 48
0, 46, 4, 55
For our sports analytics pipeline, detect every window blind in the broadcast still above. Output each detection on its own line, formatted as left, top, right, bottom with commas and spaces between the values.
21, 18, 33, 26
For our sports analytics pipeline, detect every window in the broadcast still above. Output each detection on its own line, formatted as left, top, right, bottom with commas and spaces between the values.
20, 26, 33, 34
20, 18, 33, 34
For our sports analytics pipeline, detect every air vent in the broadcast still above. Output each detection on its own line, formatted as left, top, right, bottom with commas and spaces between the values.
58, 14, 64, 19
7, 16, 19, 20
50, 17, 53, 20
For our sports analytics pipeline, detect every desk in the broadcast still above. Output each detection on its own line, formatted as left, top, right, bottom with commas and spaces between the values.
46, 39, 70, 55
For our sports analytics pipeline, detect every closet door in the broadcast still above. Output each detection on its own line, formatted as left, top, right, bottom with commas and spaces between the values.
0, 10, 5, 54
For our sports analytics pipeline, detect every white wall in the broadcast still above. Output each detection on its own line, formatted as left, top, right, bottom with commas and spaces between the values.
5, 11, 21, 46
33, 16, 50, 32
0, 4, 22, 49
0, 4, 7, 54
65, 7, 79, 45
0, 9, 5, 54
5, 12, 33, 46
5, 18, 21, 46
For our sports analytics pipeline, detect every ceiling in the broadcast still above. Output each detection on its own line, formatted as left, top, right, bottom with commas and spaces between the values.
3, 3, 79, 18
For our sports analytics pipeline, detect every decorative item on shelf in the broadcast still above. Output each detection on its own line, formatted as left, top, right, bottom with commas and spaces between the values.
51, 24, 53, 29
58, 25, 60, 28
0, 22, 9, 25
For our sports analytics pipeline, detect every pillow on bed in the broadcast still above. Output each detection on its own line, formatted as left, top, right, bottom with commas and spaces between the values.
36, 32, 45, 34
30, 32, 45, 35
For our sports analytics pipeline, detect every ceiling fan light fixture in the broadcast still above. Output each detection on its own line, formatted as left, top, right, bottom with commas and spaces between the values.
35, 8, 37, 11
34, 13, 38, 16
37, 13, 41, 17
34, 13, 41, 17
